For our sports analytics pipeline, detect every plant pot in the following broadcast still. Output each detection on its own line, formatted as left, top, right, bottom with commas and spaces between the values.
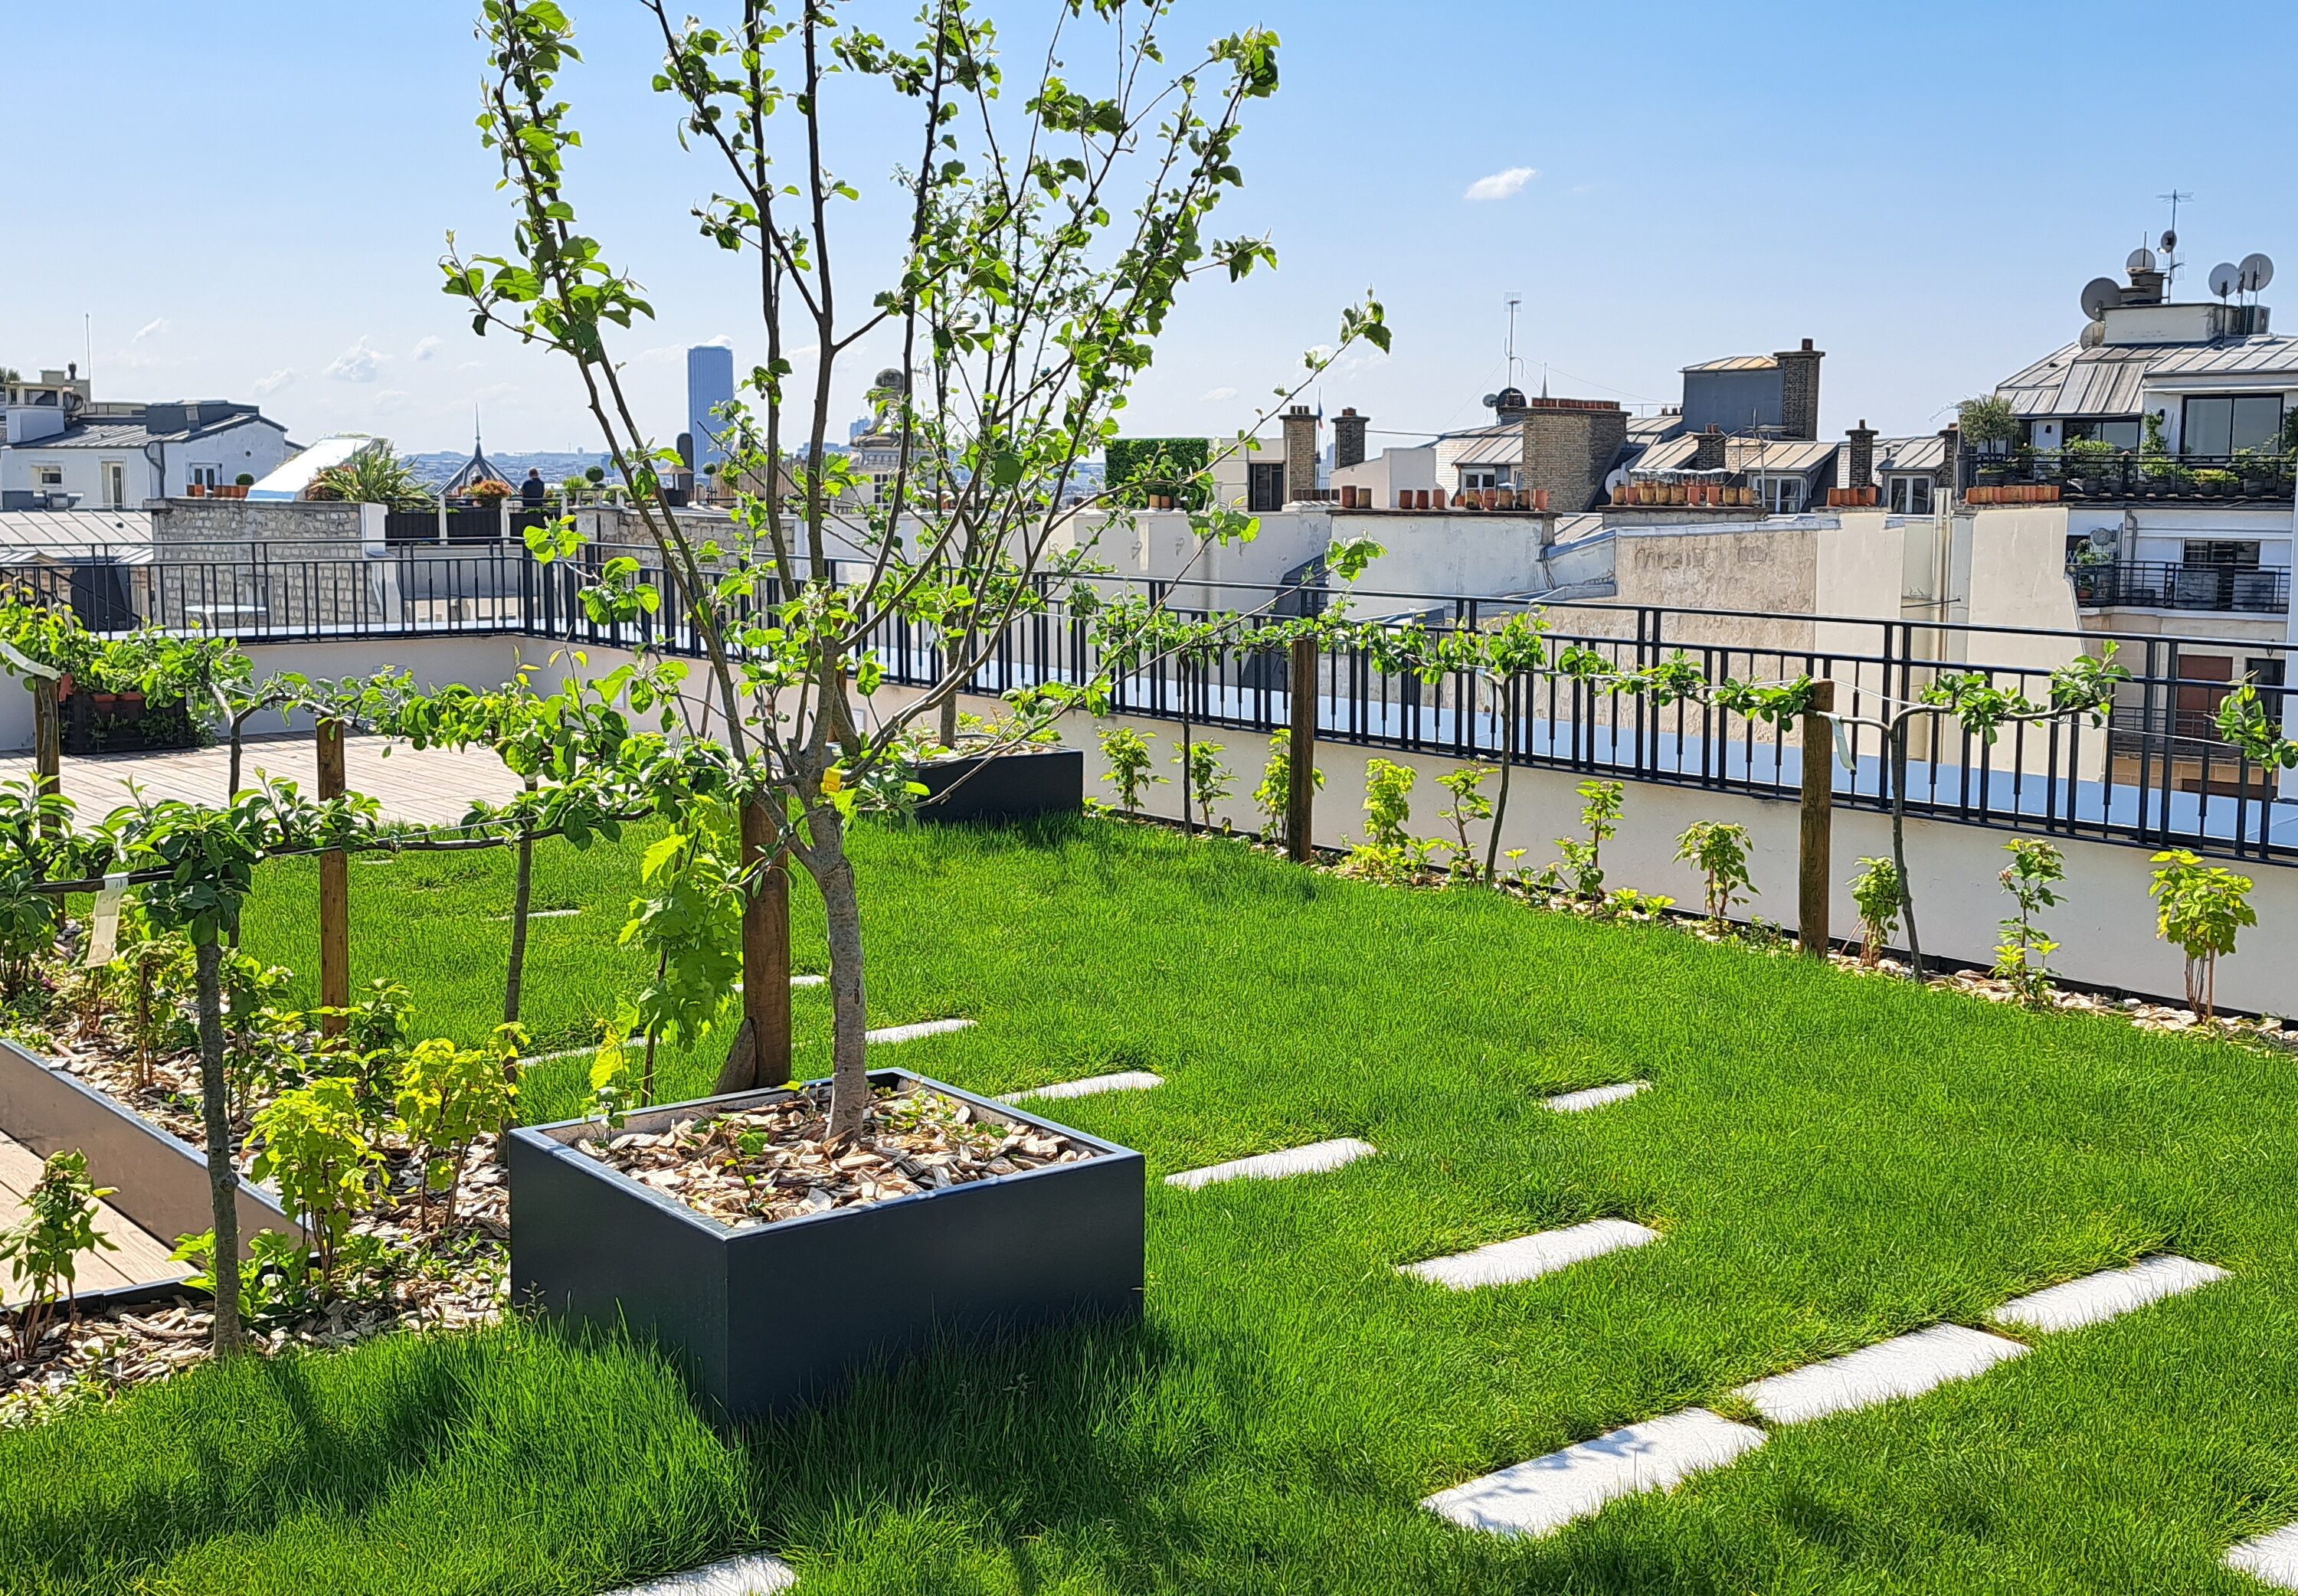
506, 1070, 1146, 1419
119, 690, 145, 709
911, 746, 1084, 823
186, 482, 207, 498
91, 693, 116, 711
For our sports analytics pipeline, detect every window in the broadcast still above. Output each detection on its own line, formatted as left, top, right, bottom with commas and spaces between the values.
2179, 394, 2283, 457
2065, 418, 2143, 450
2183, 540, 2260, 567
1458, 464, 1514, 493
34, 466, 62, 489
1760, 475, 1804, 514
1247, 461, 1285, 512
102, 462, 127, 507
1887, 474, 1933, 515
189, 463, 221, 489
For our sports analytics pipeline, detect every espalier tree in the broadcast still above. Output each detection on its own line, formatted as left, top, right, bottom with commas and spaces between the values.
446, 0, 1386, 1138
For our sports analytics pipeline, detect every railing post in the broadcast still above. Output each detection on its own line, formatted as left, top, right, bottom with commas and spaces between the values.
1287, 635, 1318, 862
316, 716, 351, 1035
1798, 679, 1835, 957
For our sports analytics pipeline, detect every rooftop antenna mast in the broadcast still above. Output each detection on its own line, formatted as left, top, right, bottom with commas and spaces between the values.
1504, 293, 1522, 389
2156, 188, 2192, 285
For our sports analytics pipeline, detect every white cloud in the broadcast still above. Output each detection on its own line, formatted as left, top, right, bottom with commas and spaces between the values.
702, 333, 734, 348
411, 335, 442, 362
1200, 385, 1237, 403
325, 337, 388, 383
134, 318, 169, 342
457, 359, 484, 372
1464, 165, 1537, 202
253, 368, 296, 397
373, 389, 409, 412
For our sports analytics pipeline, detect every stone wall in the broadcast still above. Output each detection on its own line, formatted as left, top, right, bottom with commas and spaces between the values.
1775, 339, 1823, 440
146, 499, 382, 632
1281, 407, 1319, 504
1521, 401, 1627, 514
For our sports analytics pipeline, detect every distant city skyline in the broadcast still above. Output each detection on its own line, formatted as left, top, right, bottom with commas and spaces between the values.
15, 2, 2298, 456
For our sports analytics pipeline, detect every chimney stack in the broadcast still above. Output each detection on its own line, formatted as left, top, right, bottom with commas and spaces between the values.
1774, 337, 1823, 441
1937, 423, 1961, 505
1332, 407, 1368, 471
1845, 418, 1877, 489
1691, 424, 1727, 471
1281, 405, 1320, 504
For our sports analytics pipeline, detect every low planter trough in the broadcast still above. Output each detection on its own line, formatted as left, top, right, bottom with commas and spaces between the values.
506, 1068, 1144, 1418
911, 747, 1083, 823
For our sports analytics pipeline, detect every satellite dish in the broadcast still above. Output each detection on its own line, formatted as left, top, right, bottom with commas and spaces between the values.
2210, 262, 2240, 299
1480, 392, 1499, 409
2240, 252, 2275, 293
2159, 229, 2178, 255
2079, 276, 2120, 319
2127, 247, 2157, 273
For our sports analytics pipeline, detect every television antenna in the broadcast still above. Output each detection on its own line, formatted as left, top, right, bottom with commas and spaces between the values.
1504, 293, 1523, 388
2156, 188, 2192, 282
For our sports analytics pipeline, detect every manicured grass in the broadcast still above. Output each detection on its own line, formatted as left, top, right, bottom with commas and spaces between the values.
14, 815, 2298, 1591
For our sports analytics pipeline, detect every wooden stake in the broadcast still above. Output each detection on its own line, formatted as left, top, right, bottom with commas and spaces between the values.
30, 675, 60, 839
1797, 680, 1836, 957
316, 716, 350, 1032
1286, 636, 1318, 863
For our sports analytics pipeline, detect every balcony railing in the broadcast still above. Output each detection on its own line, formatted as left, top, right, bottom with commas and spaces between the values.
1963, 448, 2296, 504
2070, 560, 2290, 615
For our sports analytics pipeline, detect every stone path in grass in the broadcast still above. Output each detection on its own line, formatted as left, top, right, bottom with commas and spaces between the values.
867, 1017, 974, 1045
1001, 1070, 1163, 1104
2230, 1525, 2298, 1589
607, 1551, 795, 1594
1542, 1081, 1647, 1114
1424, 1255, 2228, 1540
1401, 1219, 1658, 1291
1165, 1137, 1376, 1190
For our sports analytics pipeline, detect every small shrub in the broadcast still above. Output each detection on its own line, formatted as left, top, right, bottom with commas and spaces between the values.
1176, 740, 1231, 829
0, 1150, 116, 1359
1850, 856, 1902, 966
1550, 780, 1623, 902
248, 1074, 384, 1287
2149, 849, 2256, 1019
1992, 839, 2065, 1004
394, 1025, 522, 1227
588, 1025, 637, 1131
110, 914, 195, 1091
1674, 819, 1755, 930
1435, 764, 1495, 880
1251, 729, 1321, 846
1342, 758, 1437, 882
1098, 727, 1163, 812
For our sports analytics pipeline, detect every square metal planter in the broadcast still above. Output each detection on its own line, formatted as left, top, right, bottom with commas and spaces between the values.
506, 1068, 1144, 1418
912, 747, 1083, 823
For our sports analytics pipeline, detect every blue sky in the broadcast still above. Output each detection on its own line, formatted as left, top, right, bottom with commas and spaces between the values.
15, 1, 2298, 455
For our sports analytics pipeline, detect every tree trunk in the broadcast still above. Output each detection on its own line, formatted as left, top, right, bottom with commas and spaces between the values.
937, 680, 961, 747
810, 803, 871, 1143
193, 939, 244, 1356
1484, 681, 1515, 885
503, 778, 538, 1025
1890, 716, 1924, 979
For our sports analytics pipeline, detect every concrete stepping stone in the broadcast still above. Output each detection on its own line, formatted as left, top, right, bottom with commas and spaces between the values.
866, 1018, 974, 1045
1402, 1218, 1659, 1290
1543, 1081, 1648, 1114
492, 907, 581, 921
1000, 1070, 1164, 1104
1989, 1255, 2229, 1333
2229, 1524, 2298, 1590
607, 1552, 795, 1594
1165, 1137, 1376, 1190
1736, 1323, 2027, 1424
791, 974, 827, 988
1422, 1406, 1766, 1538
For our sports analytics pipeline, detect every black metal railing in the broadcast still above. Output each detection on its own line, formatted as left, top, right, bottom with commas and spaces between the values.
7, 548, 2293, 866
2071, 560, 2291, 614
1964, 447, 2296, 503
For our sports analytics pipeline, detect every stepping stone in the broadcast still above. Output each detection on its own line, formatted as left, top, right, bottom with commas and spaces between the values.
1543, 1081, 1648, 1114
1422, 1406, 1766, 1539
1000, 1071, 1164, 1104
1165, 1137, 1377, 1191
492, 907, 581, 920
791, 974, 827, 988
1402, 1218, 1659, 1290
607, 1552, 796, 1594
1736, 1324, 2027, 1424
2229, 1524, 2298, 1590
867, 1017, 974, 1045
1989, 1255, 2229, 1333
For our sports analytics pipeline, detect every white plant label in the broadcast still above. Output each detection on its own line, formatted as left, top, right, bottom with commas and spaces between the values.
85, 873, 129, 967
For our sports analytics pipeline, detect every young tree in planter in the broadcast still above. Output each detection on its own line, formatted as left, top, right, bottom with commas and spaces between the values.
449, 0, 1385, 1140
1993, 838, 2065, 1005
1675, 819, 1756, 934
1849, 856, 1902, 968
1252, 729, 1321, 849
0, 1150, 117, 1360
2148, 849, 2257, 1020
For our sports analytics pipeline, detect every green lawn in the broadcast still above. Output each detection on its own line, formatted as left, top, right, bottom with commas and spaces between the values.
10, 815, 2298, 1593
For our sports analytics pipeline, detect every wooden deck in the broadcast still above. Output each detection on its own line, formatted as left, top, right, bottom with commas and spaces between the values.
0, 734, 522, 828
0, 1132, 188, 1307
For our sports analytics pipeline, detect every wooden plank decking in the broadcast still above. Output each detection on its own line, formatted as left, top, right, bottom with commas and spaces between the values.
0, 1131, 188, 1307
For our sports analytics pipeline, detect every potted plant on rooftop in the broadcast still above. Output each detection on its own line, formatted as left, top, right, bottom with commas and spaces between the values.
1959, 394, 2019, 486
456, 0, 1390, 1414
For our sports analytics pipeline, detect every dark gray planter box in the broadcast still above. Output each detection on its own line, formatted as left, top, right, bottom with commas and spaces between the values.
506, 1069, 1144, 1419
0, 1038, 295, 1308
912, 747, 1083, 823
